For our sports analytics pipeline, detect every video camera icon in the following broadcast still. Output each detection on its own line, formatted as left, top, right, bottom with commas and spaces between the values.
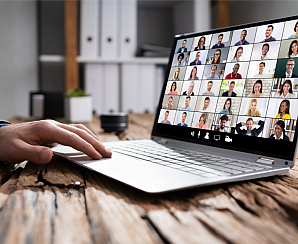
225, 136, 232, 142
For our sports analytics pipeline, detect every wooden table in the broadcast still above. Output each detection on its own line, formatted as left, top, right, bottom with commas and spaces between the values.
1, 114, 298, 244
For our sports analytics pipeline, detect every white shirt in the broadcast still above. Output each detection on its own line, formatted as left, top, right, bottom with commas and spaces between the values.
274, 92, 297, 98
285, 53, 298, 58
285, 72, 293, 78
273, 133, 284, 140
252, 72, 269, 79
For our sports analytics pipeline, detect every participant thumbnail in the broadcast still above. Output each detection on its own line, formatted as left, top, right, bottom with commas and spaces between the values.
247, 60, 277, 79
271, 78, 298, 98
266, 98, 298, 119
282, 19, 298, 40
203, 64, 226, 80
177, 95, 198, 112
158, 109, 176, 125
223, 62, 249, 79
161, 95, 179, 110
195, 96, 218, 113
172, 53, 187, 67
184, 65, 205, 80
278, 39, 298, 59
235, 116, 265, 137
239, 97, 269, 117
230, 27, 257, 46
165, 80, 183, 95
199, 79, 221, 96
254, 22, 284, 43
211, 114, 237, 133
263, 118, 296, 141
188, 50, 208, 65
174, 111, 194, 127
191, 112, 214, 130
227, 45, 253, 62
251, 42, 280, 61
180, 80, 201, 96
274, 58, 298, 78
244, 78, 272, 97
210, 31, 232, 49
215, 97, 241, 115
175, 38, 193, 53
206, 47, 229, 64
192, 35, 212, 51
219, 79, 245, 97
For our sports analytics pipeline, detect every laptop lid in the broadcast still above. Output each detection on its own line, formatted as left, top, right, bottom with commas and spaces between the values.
151, 15, 298, 163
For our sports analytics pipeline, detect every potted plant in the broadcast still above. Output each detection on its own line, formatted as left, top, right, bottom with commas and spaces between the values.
64, 88, 92, 123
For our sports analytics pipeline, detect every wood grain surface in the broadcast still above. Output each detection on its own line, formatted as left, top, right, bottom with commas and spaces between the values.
1, 113, 298, 244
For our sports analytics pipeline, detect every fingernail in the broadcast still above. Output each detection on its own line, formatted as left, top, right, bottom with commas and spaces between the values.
40, 149, 49, 163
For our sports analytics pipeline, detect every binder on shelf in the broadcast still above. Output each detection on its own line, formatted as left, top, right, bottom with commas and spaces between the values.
80, 0, 100, 57
119, 0, 137, 58
101, 0, 119, 58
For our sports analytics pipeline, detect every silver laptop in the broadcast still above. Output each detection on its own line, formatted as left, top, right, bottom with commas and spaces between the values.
53, 15, 298, 193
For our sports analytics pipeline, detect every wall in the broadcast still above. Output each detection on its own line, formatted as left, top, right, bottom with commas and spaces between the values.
0, 0, 38, 120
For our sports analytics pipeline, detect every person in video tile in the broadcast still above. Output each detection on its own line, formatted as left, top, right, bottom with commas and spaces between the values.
236, 118, 264, 136
188, 66, 199, 80
285, 40, 298, 58
225, 63, 242, 79
183, 81, 195, 96
177, 112, 188, 127
190, 52, 202, 65
202, 81, 215, 96
160, 110, 171, 125
181, 96, 192, 111
253, 62, 267, 78
245, 99, 261, 117
288, 21, 298, 39
211, 49, 221, 64
202, 97, 210, 111
230, 46, 243, 62
212, 34, 225, 49
177, 39, 187, 53
168, 81, 178, 95
278, 59, 298, 78
162, 96, 174, 109
248, 80, 265, 97
176, 53, 185, 66
260, 43, 270, 60
194, 113, 208, 129
269, 120, 290, 141
206, 65, 220, 79
222, 81, 237, 97
274, 79, 296, 98
276, 99, 291, 119
194, 36, 206, 50
219, 98, 233, 115
215, 114, 229, 132
171, 67, 181, 81
261, 25, 276, 42
235, 30, 249, 46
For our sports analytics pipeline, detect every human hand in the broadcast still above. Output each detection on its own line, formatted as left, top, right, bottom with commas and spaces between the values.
0, 120, 112, 164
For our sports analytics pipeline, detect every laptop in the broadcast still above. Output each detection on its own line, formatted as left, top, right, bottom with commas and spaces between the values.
53, 15, 298, 193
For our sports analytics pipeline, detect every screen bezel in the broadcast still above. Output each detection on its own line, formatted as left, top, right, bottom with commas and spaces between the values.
151, 15, 298, 161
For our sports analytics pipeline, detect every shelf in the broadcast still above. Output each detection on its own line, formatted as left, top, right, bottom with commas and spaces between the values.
39, 55, 65, 62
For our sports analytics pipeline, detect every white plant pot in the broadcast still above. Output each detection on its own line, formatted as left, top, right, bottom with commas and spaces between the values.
64, 96, 92, 123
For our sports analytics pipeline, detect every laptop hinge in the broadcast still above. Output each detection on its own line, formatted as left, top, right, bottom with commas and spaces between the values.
157, 139, 168, 145
257, 158, 274, 165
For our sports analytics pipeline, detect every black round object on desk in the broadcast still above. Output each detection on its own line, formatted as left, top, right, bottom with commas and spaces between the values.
100, 113, 128, 133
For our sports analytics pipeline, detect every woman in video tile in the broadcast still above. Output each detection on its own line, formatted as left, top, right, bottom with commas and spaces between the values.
194, 113, 208, 129
171, 67, 181, 81
231, 46, 243, 62
194, 36, 206, 51
168, 81, 178, 95
248, 80, 265, 97
211, 49, 221, 64
245, 98, 261, 117
274, 79, 296, 98
276, 99, 291, 119
288, 21, 298, 39
219, 98, 233, 114
188, 66, 199, 80
269, 120, 290, 141
285, 40, 298, 58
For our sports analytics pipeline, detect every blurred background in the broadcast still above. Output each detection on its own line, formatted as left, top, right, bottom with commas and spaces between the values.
1, 0, 298, 120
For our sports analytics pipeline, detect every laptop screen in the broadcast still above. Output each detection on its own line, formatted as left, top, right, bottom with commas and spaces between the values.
152, 15, 298, 160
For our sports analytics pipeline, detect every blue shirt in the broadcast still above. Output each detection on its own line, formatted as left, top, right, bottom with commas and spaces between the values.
219, 109, 232, 115
190, 60, 201, 66
181, 106, 192, 111
212, 43, 225, 49
177, 123, 188, 127
206, 74, 219, 79
160, 120, 171, 125
234, 40, 249, 46
222, 91, 237, 97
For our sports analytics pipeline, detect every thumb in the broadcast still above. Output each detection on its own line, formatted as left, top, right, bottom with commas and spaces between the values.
18, 142, 53, 164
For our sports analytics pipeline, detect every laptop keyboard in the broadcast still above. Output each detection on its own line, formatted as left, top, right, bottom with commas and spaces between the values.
105, 140, 273, 178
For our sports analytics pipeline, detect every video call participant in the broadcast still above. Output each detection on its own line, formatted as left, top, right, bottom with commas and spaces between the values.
183, 81, 195, 96
248, 80, 265, 97
235, 30, 249, 46
288, 21, 298, 39
260, 43, 270, 60
215, 114, 229, 132
236, 118, 264, 136
177, 112, 188, 127
285, 40, 298, 58
222, 81, 237, 97
176, 53, 185, 66
194, 113, 208, 129
194, 36, 206, 50
210, 49, 221, 64
160, 111, 171, 125
230, 46, 243, 62
168, 81, 178, 95
253, 62, 268, 78
171, 67, 181, 81
177, 39, 187, 53
278, 59, 298, 78
206, 65, 220, 79
225, 63, 242, 79
219, 98, 232, 115
202, 97, 210, 111
275, 79, 296, 98
245, 99, 261, 117
202, 81, 214, 96
276, 99, 291, 119
188, 66, 199, 80
190, 52, 202, 65
261, 25, 276, 42
162, 96, 174, 109
269, 120, 290, 141
181, 96, 192, 111
212, 34, 225, 49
